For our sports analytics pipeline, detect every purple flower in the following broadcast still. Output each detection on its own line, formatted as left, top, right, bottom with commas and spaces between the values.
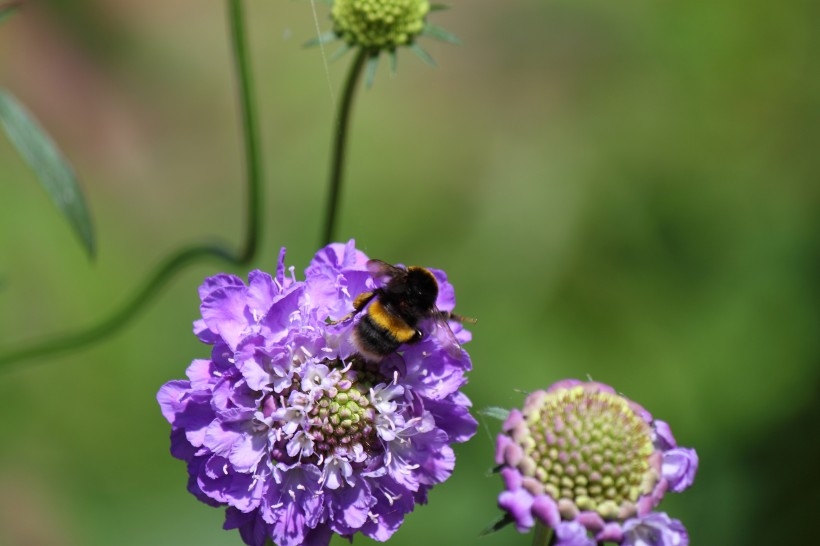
158, 241, 477, 546
494, 380, 697, 545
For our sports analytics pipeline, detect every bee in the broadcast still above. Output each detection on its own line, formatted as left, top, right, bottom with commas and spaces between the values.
332, 259, 475, 362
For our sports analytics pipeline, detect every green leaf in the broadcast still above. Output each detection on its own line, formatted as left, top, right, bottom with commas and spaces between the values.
410, 44, 436, 67
479, 514, 514, 536
479, 406, 511, 421
364, 55, 380, 88
0, 88, 95, 258
388, 50, 398, 75
429, 3, 451, 12
422, 24, 461, 45
329, 44, 352, 62
303, 31, 337, 48
0, 2, 21, 25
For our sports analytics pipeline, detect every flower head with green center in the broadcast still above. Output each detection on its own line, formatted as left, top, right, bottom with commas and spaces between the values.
494, 380, 697, 546
309, 0, 459, 84
157, 241, 477, 546
332, 0, 430, 50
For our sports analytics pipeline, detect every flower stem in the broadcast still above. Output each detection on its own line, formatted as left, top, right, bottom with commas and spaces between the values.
228, 0, 263, 264
320, 47, 369, 247
0, 0, 263, 372
533, 522, 554, 546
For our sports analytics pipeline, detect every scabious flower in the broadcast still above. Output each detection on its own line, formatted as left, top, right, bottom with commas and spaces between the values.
494, 380, 697, 546
332, 0, 431, 51
309, 0, 460, 85
157, 241, 477, 546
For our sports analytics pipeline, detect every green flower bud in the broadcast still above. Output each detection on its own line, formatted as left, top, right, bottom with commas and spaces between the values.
332, 0, 430, 51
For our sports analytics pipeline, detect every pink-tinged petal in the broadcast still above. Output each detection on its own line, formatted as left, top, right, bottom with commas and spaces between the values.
532, 494, 561, 528
553, 521, 596, 546
498, 487, 535, 532
662, 447, 698, 493
622, 513, 689, 546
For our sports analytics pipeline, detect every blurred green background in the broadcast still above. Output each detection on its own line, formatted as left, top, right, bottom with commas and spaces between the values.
1, 0, 818, 544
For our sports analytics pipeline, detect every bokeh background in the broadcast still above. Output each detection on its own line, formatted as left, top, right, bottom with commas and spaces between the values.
1, 0, 818, 544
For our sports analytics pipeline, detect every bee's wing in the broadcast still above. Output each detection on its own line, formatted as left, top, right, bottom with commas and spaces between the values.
428, 310, 469, 359
367, 259, 409, 293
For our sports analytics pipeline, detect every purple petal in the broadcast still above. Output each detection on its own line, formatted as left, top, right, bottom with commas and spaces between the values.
553, 521, 596, 546
198, 456, 266, 512
246, 270, 278, 315
224, 507, 270, 546
200, 277, 252, 349
653, 420, 678, 451
531, 495, 561, 528
662, 447, 698, 493
424, 394, 478, 444
622, 512, 689, 546
327, 482, 373, 535
359, 477, 415, 541
498, 488, 535, 532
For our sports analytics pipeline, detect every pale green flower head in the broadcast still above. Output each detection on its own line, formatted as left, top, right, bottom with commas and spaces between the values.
308, 0, 458, 85
332, 0, 430, 50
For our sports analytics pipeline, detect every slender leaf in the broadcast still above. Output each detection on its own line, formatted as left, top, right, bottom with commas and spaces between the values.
0, 2, 21, 25
479, 514, 514, 536
388, 50, 398, 75
0, 88, 95, 258
329, 43, 352, 62
364, 55, 379, 88
303, 30, 337, 48
422, 24, 461, 45
429, 3, 451, 12
410, 43, 436, 67
479, 406, 511, 421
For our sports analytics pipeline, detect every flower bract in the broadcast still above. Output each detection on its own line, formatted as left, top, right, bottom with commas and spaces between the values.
494, 379, 698, 546
157, 241, 477, 546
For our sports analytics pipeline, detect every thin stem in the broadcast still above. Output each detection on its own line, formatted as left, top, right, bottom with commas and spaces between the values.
533, 522, 554, 546
320, 48, 369, 247
0, 246, 232, 370
229, 0, 263, 264
0, 0, 263, 372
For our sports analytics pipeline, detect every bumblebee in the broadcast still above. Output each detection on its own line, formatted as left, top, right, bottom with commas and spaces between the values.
333, 259, 474, 361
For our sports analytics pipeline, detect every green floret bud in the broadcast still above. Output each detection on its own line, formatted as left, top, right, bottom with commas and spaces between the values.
332, 0, 430, 50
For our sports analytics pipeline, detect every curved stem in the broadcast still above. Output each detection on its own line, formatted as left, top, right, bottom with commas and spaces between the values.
229, 0, 263, 264
0, 0, 263, 372
320, 48, 368, 247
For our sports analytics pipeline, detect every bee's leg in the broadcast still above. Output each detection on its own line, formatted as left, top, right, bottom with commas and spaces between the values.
436, 310, 477, 324
327, 291, 376, 324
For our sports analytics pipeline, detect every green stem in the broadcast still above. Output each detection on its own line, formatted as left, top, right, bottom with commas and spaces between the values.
229, 0, 263, 264
0, 0, 263, 372
320, 48, 369, 247
533, 522, 554, 546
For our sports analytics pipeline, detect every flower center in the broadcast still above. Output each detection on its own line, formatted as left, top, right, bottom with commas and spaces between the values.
332, 0, 430, 49
514, 386, 658, 521
307, 367, 379, 459
265, 356, 390, 470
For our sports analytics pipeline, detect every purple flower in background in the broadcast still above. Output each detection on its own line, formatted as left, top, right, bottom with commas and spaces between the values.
494, 380, 697, 546
158, 241, 477, 546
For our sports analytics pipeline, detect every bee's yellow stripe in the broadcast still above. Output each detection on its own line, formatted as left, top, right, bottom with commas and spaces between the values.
368, 300, 416, 343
